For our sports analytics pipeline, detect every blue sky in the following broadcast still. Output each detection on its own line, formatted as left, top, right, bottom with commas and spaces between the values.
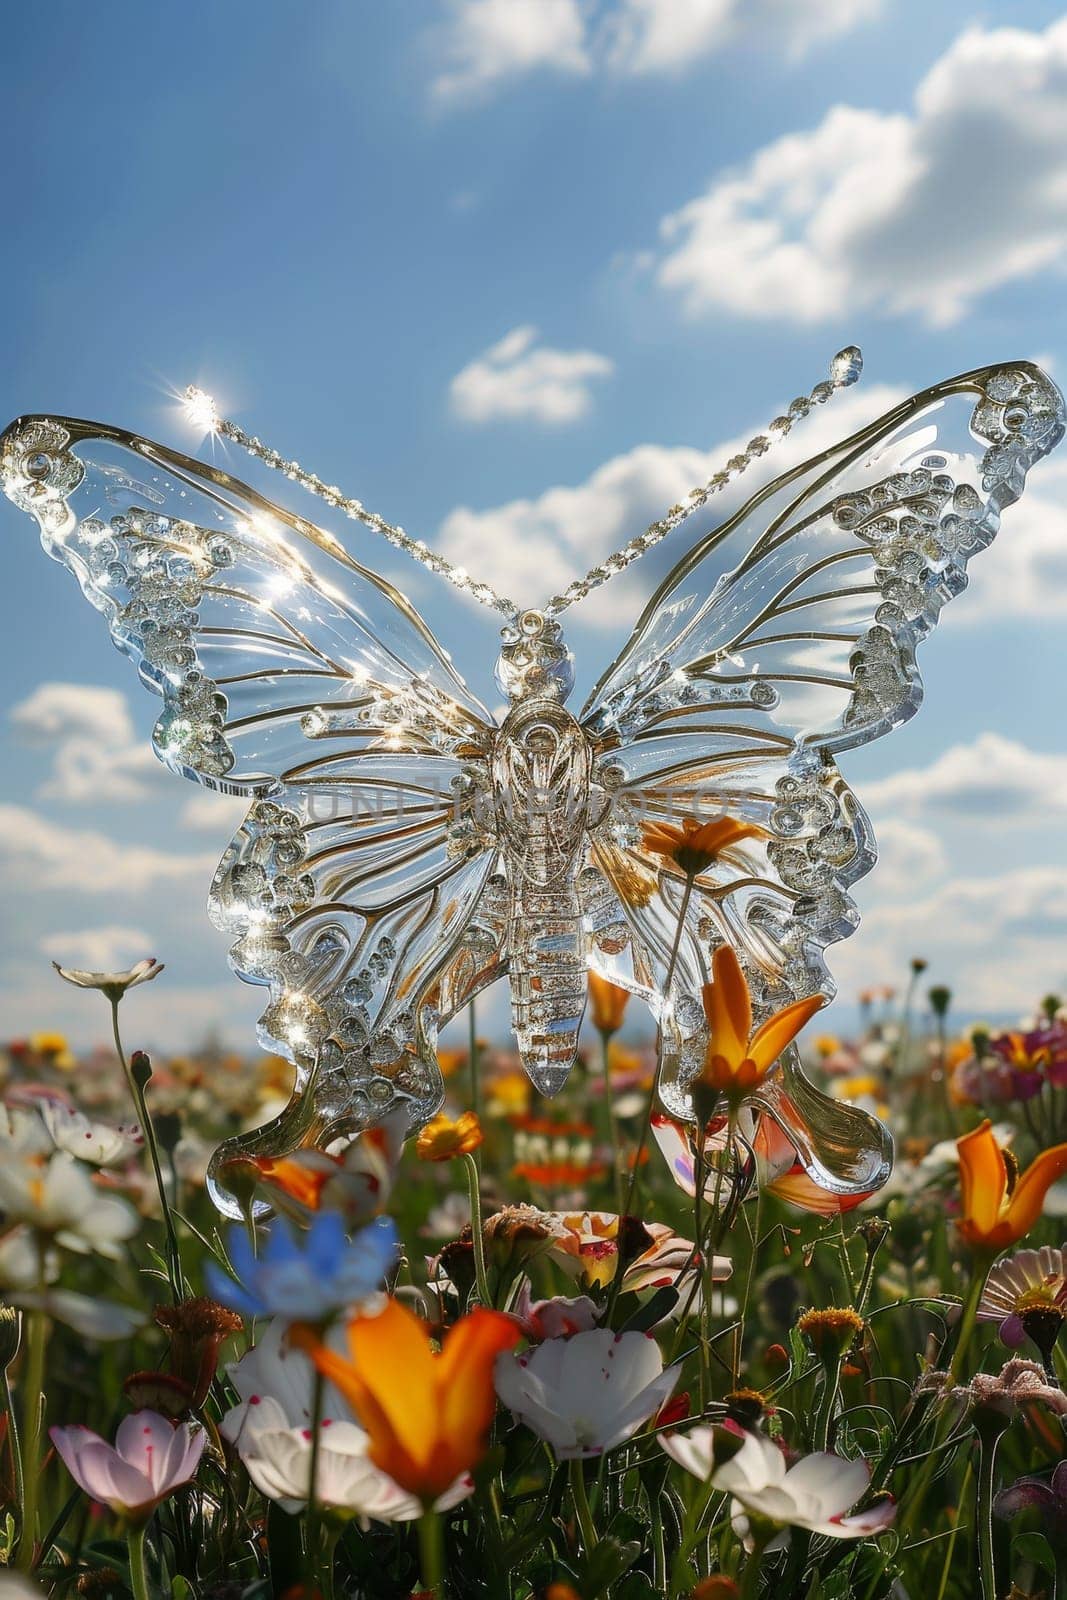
2, 0, 1067, 1051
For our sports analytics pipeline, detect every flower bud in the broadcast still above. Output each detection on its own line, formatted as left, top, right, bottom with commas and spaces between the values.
796, 1306, 865, 1367
0, 1304, 21, 1371
153, 1296, 243, 1408
928, 986, 951, 1019
122, 1370, 194, 1417
131, 1049, 153, 1090
724, 1387, 770, 1428
691, 1580, 741, 1600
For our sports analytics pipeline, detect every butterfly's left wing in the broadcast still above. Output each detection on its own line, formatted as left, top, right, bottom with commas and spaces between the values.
579, 362, 1064, 1193
1, 416, 507, 1214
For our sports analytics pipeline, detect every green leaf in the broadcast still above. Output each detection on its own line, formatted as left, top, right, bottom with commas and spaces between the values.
619, 1287, 679, 1332
1012, 1529, 1056, 1575
576, 1534, 644, 1596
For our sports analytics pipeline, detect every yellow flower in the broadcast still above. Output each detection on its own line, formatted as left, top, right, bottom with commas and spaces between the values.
814, 1034, 841, 1059
588, 972, 630, 1036
486, 1070, 531, 1118
30, 1031, 69, 1057
608, 1042, 653, 1088
835, 1074, 880, 1102
957, 1120, 1067, 1252
641, 815, 764, 878
292, 1297, 520, 1504
437, 1047, 471, 1080
697, 946, 823, 1102
415, 1110, 484, 1163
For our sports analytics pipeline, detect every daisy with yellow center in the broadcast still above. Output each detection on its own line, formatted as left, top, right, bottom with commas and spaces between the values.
978, 1244, 1067, 1365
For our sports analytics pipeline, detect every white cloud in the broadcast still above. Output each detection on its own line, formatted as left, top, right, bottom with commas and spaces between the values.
0, 805, 216, 896
864, 734, 1067, 824
11, 682, 163, 803
179, 791, 251, 834
831, 865, 1067, 1013
957, 457, 1067, 622
40, 926, 155, 972
865, 819, 946, 890
602, 0, 881, 75
428, 0, 879, 102
0, 970, 262, 1052
450, 326, 614, 424
430, 0, 589, 103
655, 17, 1067, 326
437, 381, 906, 621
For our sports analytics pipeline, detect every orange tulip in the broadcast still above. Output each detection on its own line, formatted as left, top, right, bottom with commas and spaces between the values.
641, 815, 764, 878
415, 1111, 484, 1163
588, 972, 630, 1036
957, 1120, 1067, 1252
765, 1166, 872, 1216
697, 945, 823, 1102
293, 1297, 519, 1504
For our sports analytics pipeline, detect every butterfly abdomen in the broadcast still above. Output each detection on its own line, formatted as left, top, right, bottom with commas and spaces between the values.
492, 699, 595, 1095
507, 885, 587, 1096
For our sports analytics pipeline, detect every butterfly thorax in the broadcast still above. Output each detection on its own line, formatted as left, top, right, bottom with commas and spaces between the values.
489, 614, 603, 1092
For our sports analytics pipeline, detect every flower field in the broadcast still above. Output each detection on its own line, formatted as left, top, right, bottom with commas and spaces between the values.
2, 957, 1067, 1600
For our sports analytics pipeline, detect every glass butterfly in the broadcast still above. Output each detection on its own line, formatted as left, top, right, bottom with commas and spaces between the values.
2, 357, 1062, 1217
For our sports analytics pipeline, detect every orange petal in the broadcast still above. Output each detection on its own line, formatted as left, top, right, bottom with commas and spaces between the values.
704, 946, 752, 1064
957, 1121, 1008, 1240
748, 994, 824, 1075
641, 821, 682, 857
1006, 1141, 1067, 1243
767, 1167, 872, 1216
346, 1299, 437, 1471
437, 1308, 521, 1446
694, 818, 764, 854
288, 1327, 376, 1423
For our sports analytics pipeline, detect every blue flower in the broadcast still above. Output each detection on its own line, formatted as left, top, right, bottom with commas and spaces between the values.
207, 1211, 398, 1322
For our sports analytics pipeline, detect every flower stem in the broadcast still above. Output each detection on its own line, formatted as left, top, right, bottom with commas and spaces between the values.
1056, 1544, 1067, 1600
15, 1245, 47, 1573
468, 999, 481, 1165
599, 1030, 625, 1212
464, 1153, 492, 1309
947, 1257, 992, 1384
2, 1368, 24, 1516
975, 1425, 1005, 1600
569, 1457, 599, 1552
110, 1000, 184, 1302
418, 1509, 446, 1596
608, 876, 694, 1319
740, 1527, 773, 1600
127, 1524, 150, 1600
305, 1364, 326, 1589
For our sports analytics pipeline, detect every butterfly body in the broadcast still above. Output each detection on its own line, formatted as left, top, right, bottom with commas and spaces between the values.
492, 677, 606, 1089
3, 358, 1062, 1216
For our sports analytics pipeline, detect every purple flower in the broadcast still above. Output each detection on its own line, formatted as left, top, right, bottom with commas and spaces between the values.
996, 1459, 1067, 1546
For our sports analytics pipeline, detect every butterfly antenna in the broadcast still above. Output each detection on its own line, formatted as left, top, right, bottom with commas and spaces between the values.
182, 342, 862, 621
180, 386, 522, 617
540, 344, 863, 615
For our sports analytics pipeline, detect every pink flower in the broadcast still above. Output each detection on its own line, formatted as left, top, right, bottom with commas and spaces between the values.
511, 1280, 602, 1340
50, 1411, 205, 1523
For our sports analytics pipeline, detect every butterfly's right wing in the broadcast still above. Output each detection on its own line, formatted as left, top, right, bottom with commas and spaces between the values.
1, 416, 507, 1213
578, 362, 1064, 1193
